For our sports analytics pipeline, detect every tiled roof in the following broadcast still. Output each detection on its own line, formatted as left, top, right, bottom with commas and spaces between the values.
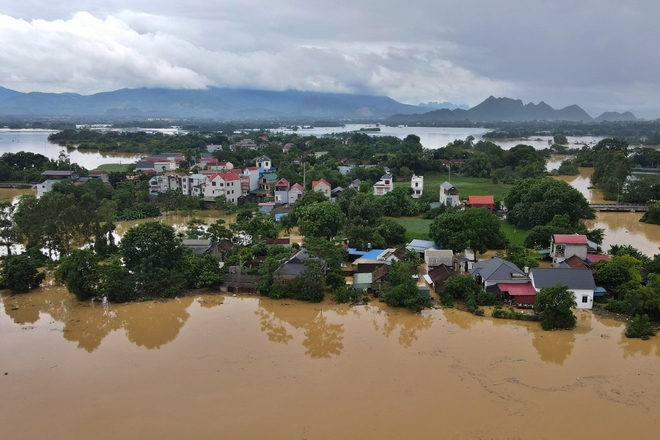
467, 195, 494, 205
312, 178, 330, 188
553, 234, 588, 245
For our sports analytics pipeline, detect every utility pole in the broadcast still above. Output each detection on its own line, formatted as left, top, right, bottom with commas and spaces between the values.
303, 162, 306, 189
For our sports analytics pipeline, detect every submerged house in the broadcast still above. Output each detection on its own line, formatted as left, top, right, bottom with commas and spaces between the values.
470, 257, 528, 288
550, 234, 588, 266
529, 267, 596, 309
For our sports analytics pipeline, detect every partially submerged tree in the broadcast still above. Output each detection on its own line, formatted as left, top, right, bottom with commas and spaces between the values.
534, 284, 577, 330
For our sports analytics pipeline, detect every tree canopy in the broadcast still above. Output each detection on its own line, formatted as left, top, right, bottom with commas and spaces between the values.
505, 177, 594, 229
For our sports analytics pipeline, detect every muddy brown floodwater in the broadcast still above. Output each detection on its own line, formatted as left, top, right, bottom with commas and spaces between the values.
2, 287, 660, 439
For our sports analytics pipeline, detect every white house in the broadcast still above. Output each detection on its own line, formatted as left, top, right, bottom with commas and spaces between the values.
312, 179, 331, 199
424, 249, 454, 270
288, 183, 304, 203
256, 155, 272, 170
551, 234, 588, 266
203, 172, 241, 204
37, 180, 59, 197
373, 174, 394, 196
274, 178, 290, 204
529, 267, 596, 309
439, 181, 460, 206
411, 175, 424, 198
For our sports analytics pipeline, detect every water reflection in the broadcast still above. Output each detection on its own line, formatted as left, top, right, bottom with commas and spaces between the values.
443, 308, 484, 330
618, 330, 660, 358
368, 305, 435, 348
1, 286, 204, 352
255, 300, 345, 358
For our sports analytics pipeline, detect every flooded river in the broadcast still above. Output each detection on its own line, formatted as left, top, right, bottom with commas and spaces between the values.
2, 289, 660, 439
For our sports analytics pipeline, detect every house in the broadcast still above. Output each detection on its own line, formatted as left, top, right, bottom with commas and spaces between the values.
282, 144, 292, 154
203, 172, 240, 204
352, 249, 389, 273
426, 264, 457, 293
470, 257, 527, 288
424, 249, 454, 270
36, 180, 59, 197
266, 237, 291, 246
275, 249, 324, 283
411, 175, 423, 198
551, 234, 589, 266
338, 164, 354, 175
331, 186, 343, 201
260, 173, 279, 193
350, 179, 361, 191
274, 178, 290, 204
406, 239, 441, 255
206, 144, 223, 153
353, 272, 373, 290
373, 174, 394, 196
439, 181, 460, 207
312, 179, 331, 198
89, 170, 109, 183
377, 247, 408, 263
496, 283, 538, 306
41, 170, 79, 180
256, 155, 272, 170
559, 255, 589, 270
465, 195, 495, 212
288, 183, 304, 203
371, 265, 392, 293
241, 167, 260, 195
529, 267, 596, 309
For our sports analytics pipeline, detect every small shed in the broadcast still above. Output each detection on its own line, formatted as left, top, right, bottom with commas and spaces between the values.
497, 283, 537, 306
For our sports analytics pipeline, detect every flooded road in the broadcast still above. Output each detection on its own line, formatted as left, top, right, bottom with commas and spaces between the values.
2, 289, 660, 439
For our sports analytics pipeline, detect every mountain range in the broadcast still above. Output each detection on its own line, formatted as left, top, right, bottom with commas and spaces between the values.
0, 87, 638, 122
387, 96, 637, 123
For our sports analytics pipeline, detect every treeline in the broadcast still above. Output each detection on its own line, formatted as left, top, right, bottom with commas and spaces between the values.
0, 151, 88, 182
483, 121, 660, 146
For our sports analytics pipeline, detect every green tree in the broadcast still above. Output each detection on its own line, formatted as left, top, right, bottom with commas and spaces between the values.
97, 257, 136, 303
442, 275, 482, 300
502, 244, 539, 269
505, 178, 594, 229
119, 222, 185, 297
293, 258, 325, 303
625, 314, 657, 340
640, 202, 660, 225
297, 201, 344, 239
0, 201, 19, 255
553, 134, 568, 145
534, 284, 577, 330
0, 254, 45, 294
54, 249, 99, 301
429, 208, 507, 260
379, 261, 432, 312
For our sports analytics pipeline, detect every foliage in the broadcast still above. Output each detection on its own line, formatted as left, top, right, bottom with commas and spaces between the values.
293, 258, 325, 303
625, 314, 657, 340
332, 284, 364, 304
492, 306, 540, 321
297, 201, 344, 239
466, 293, 485, 316
640, 202, 660, 225
533, 284, 577, 330
429, 208, 507, 260
324, 270, 346, 291
501, 244, 539, 269
0, 253, 46, 293
505, 178, 594, 229
442, 275, 483, 300
477, 290, 497, 306
0, 202, 19, 256
97, 258, 136, 303
379, 261, 432, 312
119, 222, 185, 297
54, 249, 99, 301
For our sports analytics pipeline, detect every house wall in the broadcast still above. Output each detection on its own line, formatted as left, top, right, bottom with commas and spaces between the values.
551, 242, 588, 265
440, 188, 460, 207
572, 288, 594, 309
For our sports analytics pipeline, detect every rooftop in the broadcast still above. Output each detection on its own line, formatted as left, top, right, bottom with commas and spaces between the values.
553, 234, 588, 245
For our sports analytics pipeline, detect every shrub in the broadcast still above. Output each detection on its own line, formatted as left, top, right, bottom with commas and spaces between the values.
333, 284, 362, 304
477, 290, 496, 306
625, 314, 657, 340
466, 292, 485, 316
492, 308, 540, 321
605, 298, 626, 313
0, 254, 45, 294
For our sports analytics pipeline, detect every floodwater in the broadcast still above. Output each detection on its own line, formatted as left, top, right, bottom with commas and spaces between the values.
2, 288, 660, 439
0, 130, 143, 169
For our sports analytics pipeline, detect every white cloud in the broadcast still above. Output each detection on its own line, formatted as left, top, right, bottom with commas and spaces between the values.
0, 12, 507, 105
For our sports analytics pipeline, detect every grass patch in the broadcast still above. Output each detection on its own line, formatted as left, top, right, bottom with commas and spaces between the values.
500, 220, 528, 247
394, 173, 511, 202
387, 216, 432, 241
93, 163, 134, 173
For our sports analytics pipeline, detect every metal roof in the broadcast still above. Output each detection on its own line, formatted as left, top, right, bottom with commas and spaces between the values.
530, 268, 596, 291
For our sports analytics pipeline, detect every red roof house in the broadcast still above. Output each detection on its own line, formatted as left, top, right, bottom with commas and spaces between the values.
465, 195, 495, 212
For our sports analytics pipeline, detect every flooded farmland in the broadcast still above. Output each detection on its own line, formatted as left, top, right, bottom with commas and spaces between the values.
2, 287, 660, 439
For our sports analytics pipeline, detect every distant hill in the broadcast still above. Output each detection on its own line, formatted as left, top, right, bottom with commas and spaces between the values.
594, 111, 638, 122
0, 86, 423, 119
388, 96, 638, 123
418, 101, 469, 110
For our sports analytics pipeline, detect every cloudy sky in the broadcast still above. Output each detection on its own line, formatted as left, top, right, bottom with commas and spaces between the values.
1, 1, 658, 117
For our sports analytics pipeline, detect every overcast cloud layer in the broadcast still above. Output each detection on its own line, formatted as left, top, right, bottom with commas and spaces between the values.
1, 1, 658, 117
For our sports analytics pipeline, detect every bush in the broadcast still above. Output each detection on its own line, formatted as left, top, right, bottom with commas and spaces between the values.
605, 298, 626, 313
466, 293, 485, 316
0, 254, 45, 294
492, 308, 540, 321
625, 314, 657, 340
332, 284, 362, 304
325, 271, 346, 291
477, 290, 496, 306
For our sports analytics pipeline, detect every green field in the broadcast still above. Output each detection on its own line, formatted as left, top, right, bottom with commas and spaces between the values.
93, 163, 134, 172
387, 216, 432, 241
499, 220, 528, 247
394, 173, 511, 201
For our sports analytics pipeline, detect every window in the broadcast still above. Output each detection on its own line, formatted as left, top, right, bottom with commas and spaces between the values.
582, 295, 588, 303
